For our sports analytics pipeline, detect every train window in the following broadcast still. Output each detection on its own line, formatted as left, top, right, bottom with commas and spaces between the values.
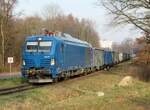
26, 42, 38, 52
39, 41, 52, 46
39, 41, 52, 52
61, 44, 64, 53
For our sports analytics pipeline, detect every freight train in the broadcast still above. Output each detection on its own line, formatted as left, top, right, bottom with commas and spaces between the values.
21, 33, 130, 83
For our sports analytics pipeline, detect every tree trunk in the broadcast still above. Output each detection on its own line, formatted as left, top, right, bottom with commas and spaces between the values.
0, 19, 5, 67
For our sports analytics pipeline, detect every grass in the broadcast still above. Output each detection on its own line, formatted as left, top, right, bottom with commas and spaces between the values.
0, 78, 27, 88
0, 61, 150, 110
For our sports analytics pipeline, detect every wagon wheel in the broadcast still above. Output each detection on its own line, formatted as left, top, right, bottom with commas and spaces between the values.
106, 66, 110, 71
84, 70, 88, 76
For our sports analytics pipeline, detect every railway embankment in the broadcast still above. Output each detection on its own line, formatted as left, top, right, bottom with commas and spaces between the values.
0, 61, 150, 110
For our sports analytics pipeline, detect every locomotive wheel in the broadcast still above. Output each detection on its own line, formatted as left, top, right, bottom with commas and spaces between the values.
64, 74, 69, 80
53, 78, 58, 83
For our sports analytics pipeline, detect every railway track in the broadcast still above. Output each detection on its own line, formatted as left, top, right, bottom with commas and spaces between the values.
0, 84, 38, 95
0, 65, 119, 96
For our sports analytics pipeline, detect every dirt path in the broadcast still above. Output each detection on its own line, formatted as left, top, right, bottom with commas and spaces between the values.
0, 72, 21, 79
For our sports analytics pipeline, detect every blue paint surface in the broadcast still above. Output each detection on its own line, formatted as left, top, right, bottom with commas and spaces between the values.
21, 35, 92, 78
104, 51, 113, 66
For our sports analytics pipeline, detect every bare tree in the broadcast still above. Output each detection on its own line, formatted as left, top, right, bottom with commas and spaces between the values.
42, 3, 63, 20
0, 0, 17, 66
41, 5, 100, 47
112, 38, 134, 54
42, 3, 63, 31
112, 42, 120, 52
121, 38, 134, 54
98, 0, 150, 42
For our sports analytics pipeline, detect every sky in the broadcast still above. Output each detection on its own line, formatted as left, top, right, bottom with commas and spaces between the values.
14, 0, 141, 43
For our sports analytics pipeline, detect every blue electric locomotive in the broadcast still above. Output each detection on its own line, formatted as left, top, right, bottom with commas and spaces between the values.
21, 33, 93, 83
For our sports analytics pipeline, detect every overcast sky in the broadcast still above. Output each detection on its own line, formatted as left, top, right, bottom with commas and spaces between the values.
14, 0, 141, 43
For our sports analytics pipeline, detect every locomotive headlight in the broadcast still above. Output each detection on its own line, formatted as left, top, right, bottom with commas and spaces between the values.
23, 60, 26, 66
51, 58, 55, 65
38, 37, 42, 41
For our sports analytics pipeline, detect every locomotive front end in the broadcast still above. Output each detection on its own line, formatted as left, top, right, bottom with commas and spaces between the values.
21, 36, 56, 83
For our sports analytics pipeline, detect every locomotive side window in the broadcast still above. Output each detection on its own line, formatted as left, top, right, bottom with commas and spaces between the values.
61, 43, 64, 53
39, 41, 52, 52
26, 42, 38, 52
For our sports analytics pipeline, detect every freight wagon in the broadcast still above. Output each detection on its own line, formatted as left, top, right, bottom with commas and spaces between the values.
93, 48, 104, 70
112, 51, 119, 64
104, 51, 113, 69
119, 53, 123, 62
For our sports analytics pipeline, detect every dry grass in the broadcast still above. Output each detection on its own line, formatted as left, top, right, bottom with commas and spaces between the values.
0, 61, 150, 110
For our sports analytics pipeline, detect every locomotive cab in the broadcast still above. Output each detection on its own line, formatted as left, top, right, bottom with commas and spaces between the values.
21, 35, 58, 83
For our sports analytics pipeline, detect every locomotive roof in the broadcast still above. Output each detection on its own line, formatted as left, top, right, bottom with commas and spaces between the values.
26, 33, 92, 47
58, 33, 92, 47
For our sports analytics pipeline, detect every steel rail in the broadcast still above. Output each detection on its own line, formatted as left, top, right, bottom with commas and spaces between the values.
0, 84, 37, 95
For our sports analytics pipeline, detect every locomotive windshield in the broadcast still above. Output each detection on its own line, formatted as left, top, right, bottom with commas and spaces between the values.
26, 41, 52, 53
39, 41, 52, 52
26, 42, 38, 52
